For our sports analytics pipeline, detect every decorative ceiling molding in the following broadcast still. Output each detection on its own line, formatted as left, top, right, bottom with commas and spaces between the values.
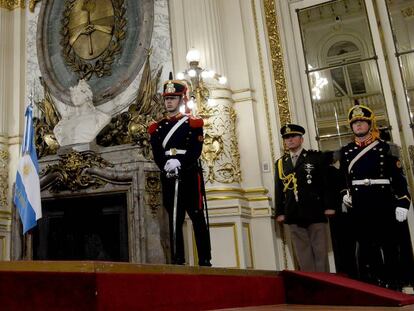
0, 0, 24, 10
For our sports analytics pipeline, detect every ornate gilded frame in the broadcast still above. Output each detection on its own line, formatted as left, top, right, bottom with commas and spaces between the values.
262, 0, 291, 128
0, 0, 24, 10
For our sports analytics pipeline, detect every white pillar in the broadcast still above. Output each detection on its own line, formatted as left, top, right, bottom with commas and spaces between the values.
0, 6, 26, 260
169, 0, 277, 269
0, 8, 14, 260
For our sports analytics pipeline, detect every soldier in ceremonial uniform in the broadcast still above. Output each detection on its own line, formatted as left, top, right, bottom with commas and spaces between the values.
340, 104, 412, 289
275, 124, 335, 272
148, 79, 211, 266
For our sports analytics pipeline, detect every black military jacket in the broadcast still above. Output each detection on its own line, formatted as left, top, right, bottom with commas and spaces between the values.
274, 149, 330, 226
340, 139, 411, 215
148, 113, 204, 174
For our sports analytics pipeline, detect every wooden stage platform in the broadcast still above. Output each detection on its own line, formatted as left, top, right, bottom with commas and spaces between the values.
0, 261, 413, 311
0, 261, 283, 311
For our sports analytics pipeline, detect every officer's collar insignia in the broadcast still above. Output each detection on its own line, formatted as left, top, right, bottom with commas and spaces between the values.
352, 106, 364, 119
304, 163, 314, 169
165, 81, 176, 93
285, 126, 291, 133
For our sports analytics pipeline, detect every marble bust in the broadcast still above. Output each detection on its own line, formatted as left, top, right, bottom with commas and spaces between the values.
54, 79, 111, 146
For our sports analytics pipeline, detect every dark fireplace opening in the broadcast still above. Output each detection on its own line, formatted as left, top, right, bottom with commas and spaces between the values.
33, 193, 129, 262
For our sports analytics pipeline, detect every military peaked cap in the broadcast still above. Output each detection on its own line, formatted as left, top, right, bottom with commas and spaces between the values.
348, 104, 374, 124
162, 80, 188, 97
280, 124, 305, 138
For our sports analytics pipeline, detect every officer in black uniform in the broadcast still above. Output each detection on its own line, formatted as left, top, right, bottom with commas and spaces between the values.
275, 124, 335, 272
340, 104, 412, 289
148, 79, 211, 266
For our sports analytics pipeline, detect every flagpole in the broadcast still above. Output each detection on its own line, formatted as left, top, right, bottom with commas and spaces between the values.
14, 90, 42, 234
24, 87, 35, 155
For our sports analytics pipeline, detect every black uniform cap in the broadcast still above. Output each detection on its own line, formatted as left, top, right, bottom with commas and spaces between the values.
348, 104, 374, 124
162, 80, 187, 97
280, 123, 305, 138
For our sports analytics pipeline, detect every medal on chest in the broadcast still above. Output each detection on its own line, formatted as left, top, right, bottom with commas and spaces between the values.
304, 163, 314, 184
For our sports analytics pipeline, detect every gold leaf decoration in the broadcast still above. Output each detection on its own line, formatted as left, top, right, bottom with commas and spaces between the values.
60, 0, 126, 80
0, 0, 24, 10
42, 151, 112, 192
96, 50, 165, 160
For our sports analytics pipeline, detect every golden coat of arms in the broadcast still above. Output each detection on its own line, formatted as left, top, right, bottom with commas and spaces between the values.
61, 0, 126, 80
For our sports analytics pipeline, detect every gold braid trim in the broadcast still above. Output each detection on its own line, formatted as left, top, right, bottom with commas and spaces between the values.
277, 158, 298, 200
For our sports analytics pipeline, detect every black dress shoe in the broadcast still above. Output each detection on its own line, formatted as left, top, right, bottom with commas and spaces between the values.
199, 259, 212, 267
172, 258, 185, 265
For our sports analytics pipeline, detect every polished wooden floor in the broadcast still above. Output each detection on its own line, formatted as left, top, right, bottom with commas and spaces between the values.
213, 304, 414, 311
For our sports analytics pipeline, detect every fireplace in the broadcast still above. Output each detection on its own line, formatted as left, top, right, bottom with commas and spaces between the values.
11, 145, 169, 264
32, 193, 128, 261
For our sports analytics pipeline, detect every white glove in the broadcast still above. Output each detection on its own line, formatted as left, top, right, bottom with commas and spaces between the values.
395, 207, 408, 222
342, 191, 352, 212
164, 159, 181, 173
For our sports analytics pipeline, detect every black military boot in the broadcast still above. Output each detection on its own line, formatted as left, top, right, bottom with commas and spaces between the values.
172, 257, 185, 265
198, 259, 212, 267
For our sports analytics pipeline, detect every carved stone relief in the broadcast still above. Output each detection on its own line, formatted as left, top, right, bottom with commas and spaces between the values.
60, 0, 126, 80
37, 0, 154, 105
201, 99, 241, 184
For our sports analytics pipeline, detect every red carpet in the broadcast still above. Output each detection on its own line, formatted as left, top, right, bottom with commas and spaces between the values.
281, 270, 414, 307
0, 271, 96, 311
2, 262, 414, 310
0, 261, 285, 311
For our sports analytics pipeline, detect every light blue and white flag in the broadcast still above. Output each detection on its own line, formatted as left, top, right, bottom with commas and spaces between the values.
14, 104, 42, 234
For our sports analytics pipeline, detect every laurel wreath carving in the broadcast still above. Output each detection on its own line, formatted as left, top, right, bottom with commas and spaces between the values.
60, 0, 126, 80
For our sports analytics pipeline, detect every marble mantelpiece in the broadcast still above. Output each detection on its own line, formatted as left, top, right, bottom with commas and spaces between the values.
12, 144, 168, 264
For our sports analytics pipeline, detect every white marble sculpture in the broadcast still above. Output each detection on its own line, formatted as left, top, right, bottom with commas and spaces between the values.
54, 79, 111, 146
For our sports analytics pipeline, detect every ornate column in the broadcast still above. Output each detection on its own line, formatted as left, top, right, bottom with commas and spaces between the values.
0, 6, 13, 260
0, 2, 26, 260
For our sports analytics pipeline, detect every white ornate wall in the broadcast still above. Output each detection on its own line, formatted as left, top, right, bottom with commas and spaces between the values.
0, 0, 287, 269
0, 4, 27, 261
2, 0, 412, 271
169, 0, 285, 270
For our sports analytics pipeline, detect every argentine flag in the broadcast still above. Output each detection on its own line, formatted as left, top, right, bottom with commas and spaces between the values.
14, 104, 42, 234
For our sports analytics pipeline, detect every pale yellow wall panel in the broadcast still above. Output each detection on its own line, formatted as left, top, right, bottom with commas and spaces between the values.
210, 223, 239, 268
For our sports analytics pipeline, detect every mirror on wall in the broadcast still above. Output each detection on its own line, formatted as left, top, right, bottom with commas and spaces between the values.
297, 0, 390, 151
386, 0, 414, 133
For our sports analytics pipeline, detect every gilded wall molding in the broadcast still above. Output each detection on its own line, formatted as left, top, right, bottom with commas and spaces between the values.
202, 102, 242, 184
29, 0, 41, 12
60, 0, 127, 80
401, 7, 414, 18
0, 0, 24, 10
262, 0, 291, 128
409, 145, 414, 178
205, 187, 268, 195
258, 0, 290, 269
41, 151, 112, 192
252, 0, 276, 165
0, 149, 9, 209
144, 171, 161, 216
